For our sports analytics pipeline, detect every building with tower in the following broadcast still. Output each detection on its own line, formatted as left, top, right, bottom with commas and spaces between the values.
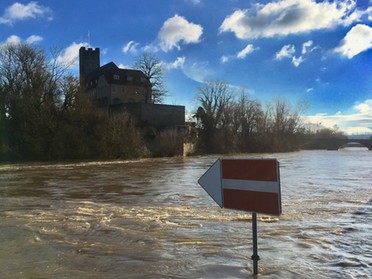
79, 47, 185, 128
79, 47, 186, 155
79, 47, 152, 108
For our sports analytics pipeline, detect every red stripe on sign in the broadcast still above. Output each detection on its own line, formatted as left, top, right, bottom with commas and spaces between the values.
221, 159, 278, 181
223, 189, 280, 216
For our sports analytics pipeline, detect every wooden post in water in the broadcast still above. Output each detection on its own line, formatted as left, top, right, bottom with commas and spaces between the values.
251, 212, 259, 275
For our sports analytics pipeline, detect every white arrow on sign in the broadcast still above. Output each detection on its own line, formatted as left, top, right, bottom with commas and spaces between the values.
198, 158, 281, 216
197, 159, 223, 207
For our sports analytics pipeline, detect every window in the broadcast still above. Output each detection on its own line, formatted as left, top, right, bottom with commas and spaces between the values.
113, 74, 120, 80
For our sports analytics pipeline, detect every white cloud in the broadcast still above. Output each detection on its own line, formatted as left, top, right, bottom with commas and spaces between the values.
306, 99, 372, 135
2, 34, 43, 45
220, 44, 257, 63
275, 44, 295, 60
220, 55, 230, 63
355, 99, 372, 115
143, 43, 160, 53
56, 42, 89, 68
158, 14, 203, 52
26, 34, 43, 44
4, 35, 21, 44
368, 7, 372, 21
302, 40, 314, 55
185, 0, 201, 4
275, 41, 317, 67
0, 1, 52, 25
118, 63, 129, 69
237, 44, 255, 59
182, 61, 213, 83
334, 24, 372, 59
344, 126, 372, 135
220, 0, 363, 39
292, 56, 304, 67
122, 40, 139, 54
166, 56, 186, 70
101, 48, 108, 55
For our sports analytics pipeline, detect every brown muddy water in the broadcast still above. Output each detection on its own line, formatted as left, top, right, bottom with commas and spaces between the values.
0, 150, 371, 278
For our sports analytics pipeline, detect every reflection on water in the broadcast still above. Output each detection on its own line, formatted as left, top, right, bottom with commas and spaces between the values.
0, 151, 371, 278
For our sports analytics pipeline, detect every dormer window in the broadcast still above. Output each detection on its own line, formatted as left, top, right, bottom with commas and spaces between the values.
113, 74, 120, 80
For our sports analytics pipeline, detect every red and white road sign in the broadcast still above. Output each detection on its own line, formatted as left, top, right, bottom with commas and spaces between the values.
198, 159, 281, 216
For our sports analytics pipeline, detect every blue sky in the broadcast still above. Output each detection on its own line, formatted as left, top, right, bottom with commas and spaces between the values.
0, 0, 371, 135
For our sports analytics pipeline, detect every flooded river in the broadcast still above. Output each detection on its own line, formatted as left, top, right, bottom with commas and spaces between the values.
0, 150, 371, 278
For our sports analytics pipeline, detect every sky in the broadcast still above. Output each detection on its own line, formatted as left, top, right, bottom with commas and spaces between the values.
0, 0, 371, 135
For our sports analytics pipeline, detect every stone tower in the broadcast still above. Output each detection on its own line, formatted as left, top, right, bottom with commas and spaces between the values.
79, 47, 100, 87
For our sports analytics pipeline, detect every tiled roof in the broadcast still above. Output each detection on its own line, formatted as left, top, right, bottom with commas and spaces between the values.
86, 62, 150, 86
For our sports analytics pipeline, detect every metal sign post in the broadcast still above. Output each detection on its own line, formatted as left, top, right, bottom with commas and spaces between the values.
251, 212, 259, 275
198, 158, 282, 276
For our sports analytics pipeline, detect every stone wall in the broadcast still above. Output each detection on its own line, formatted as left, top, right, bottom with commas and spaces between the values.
111, 103, 185, 129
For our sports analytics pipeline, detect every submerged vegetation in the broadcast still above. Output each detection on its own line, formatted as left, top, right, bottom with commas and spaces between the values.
0, 43, 344, 162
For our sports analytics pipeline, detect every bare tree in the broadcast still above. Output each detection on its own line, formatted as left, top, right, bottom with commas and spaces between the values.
265, 98, 307, 151
270, 98, 306, 135
0, 43, 82, 159
195, 80, 233, 130
194, 80, 234, 152
133, 52, 167, 103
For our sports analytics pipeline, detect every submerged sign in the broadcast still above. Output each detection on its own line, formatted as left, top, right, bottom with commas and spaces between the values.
198, 159, 281, 216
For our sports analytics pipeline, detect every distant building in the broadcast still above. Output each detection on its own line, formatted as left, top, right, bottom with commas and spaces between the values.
79, 47, 186, 155
79, 47, 185, 128
79, 47, 152, 107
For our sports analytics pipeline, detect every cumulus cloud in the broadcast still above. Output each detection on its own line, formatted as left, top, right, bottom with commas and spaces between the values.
158, 14, 203, 52
302, 40, 314, 55
275, 44, 295, 60
2, 34, 43, 45
219, 0, 363, 39
118, 63, 129, 69
220, 55, 230, 63
306, 99, 372, 135
122, 40, 139, 54
0, 1, 52, 25
368, 7, 372, 21
291, 56, 304, 67
275, 41, 316, 67
56, 42, 89, 68
4, 35, 21, 44
25, 34, 43, 44
237, 44, 256, 59
334, 24, 372, 59
355, 99, 372, 115
182, 61, 213, 83
220, 44, 257, 63
166, 56, 186, 70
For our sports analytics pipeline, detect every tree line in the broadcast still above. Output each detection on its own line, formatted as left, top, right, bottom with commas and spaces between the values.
193, 80, 307, 154
0, 43, 335, 162
0, 43, 147, 161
